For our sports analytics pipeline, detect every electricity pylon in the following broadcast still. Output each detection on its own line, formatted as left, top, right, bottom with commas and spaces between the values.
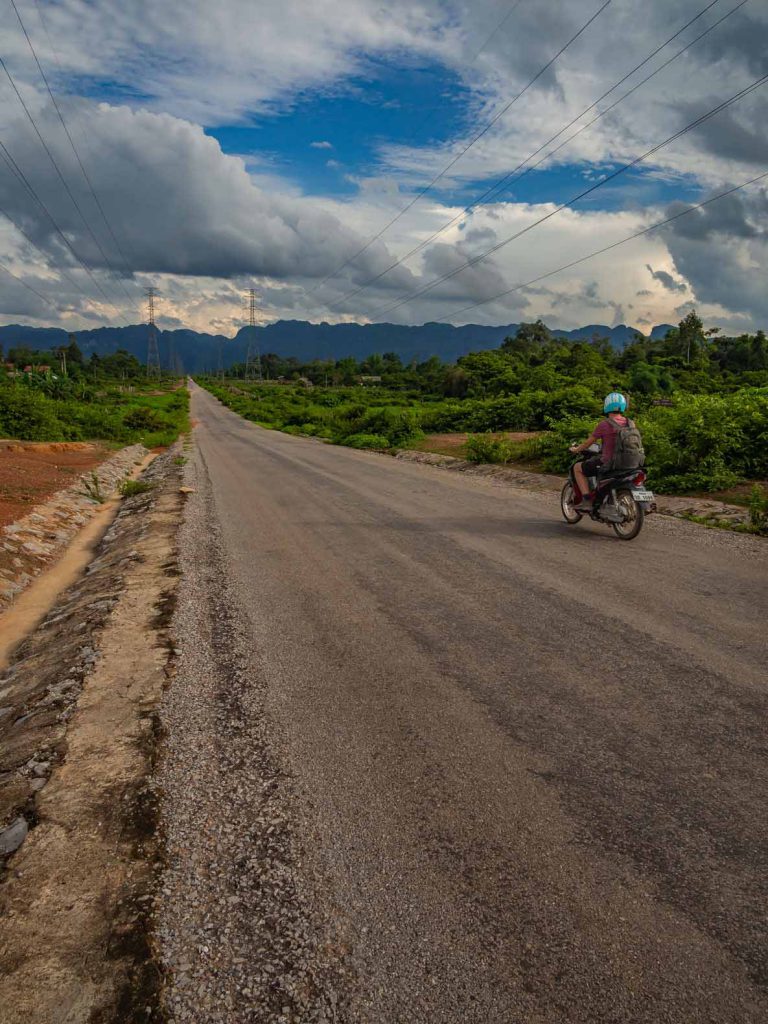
244, 288, 263, 381
146, 287, 161, 378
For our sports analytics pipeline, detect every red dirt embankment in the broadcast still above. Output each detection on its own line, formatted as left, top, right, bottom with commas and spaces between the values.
0, 442, 108, 529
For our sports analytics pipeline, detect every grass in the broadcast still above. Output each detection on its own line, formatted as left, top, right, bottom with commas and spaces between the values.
119, 479, 154, 498
80, 472, 106, 504
0, 380, 190, 449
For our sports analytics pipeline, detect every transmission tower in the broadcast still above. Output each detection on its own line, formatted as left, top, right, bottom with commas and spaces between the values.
146, 287, 161, 378
167, 333, 176, 376
244, 288, 263, 381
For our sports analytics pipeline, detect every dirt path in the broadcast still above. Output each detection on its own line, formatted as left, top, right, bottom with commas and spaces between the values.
0, 451, 182, 1023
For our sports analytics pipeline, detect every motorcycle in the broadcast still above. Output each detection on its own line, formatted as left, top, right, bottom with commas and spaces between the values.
561, 443, 656, 541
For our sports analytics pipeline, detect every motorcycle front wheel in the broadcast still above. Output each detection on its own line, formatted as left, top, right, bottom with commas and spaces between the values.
561, 482, 583, 524
612, 489, 644, 540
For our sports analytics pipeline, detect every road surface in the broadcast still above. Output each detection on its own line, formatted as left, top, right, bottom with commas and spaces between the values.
170, 384, 768, 1023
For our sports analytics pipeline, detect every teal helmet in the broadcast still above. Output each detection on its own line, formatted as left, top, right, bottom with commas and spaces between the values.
603, 391, 627, 413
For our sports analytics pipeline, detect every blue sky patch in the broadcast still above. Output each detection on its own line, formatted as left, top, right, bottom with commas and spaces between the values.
207, 56, 475, 197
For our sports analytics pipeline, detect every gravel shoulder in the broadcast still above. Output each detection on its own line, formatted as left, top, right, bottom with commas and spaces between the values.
157, 440, 351, 1023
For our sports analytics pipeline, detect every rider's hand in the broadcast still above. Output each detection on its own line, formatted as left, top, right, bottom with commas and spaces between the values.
569, 445, 580, 453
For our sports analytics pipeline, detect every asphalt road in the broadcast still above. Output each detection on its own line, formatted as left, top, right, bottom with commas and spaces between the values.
189, 383, 768, 1023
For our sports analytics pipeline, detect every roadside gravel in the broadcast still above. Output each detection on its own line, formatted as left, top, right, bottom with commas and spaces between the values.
157, 445, 350, 1023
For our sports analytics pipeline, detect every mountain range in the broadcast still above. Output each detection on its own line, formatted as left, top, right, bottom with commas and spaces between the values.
0, 320, 675, 372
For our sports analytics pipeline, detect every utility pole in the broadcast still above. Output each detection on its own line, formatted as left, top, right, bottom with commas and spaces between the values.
146, 287, 161, 378
244, 287, 263, 381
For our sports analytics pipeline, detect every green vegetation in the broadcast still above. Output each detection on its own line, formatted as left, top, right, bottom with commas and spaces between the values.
0, 337, 189, 447
748, 484, 768, 533
80, 471, 106, 504
199, 310, 767, 497
119, 479, 155, 497
465, 434, 518, 464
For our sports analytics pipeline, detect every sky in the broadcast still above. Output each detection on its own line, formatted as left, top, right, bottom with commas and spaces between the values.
0, 0, 766, 336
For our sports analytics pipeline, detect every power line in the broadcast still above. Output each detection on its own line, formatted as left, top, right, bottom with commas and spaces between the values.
0, 52, 136, 317
305, 0, 612, 300
8, 0, 140, 292
466, 0, 528, 63
0, 257, 59, 310
0, 199, 90, 300
29, 0, 144, 275
372, 70, 768, 318
303, 0, 531, 302
433, 169, 768, 322
0, 138, 128, 314
334, 0, 744, 309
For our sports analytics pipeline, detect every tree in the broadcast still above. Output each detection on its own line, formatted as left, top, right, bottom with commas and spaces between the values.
750, 330, 768, 371
335, 356, 358, 385
66, 334, 84, 364
442, 366, 469, 398
678, 309, 707, 365
501, 319, 552, 356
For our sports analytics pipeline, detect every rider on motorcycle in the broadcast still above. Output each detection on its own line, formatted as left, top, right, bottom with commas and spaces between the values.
569, 392, 629, 509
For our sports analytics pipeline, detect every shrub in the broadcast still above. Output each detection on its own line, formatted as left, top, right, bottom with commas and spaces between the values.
123, 407, 164, 431
748, 484, 768, 533
119, 479, 154, 497
340, 433, 391, 449
465, 433, 516, 464
349, 406, 423, 446
0, 387, 65, 440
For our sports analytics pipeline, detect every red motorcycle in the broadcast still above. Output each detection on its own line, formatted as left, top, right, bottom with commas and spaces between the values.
561, 444, 655, 541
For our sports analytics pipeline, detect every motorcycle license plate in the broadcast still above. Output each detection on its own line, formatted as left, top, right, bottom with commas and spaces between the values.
632, 489, 654, 502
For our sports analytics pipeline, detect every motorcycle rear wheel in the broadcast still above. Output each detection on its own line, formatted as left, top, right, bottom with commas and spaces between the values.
561, 482, 583, 524
612, 489, 644, 540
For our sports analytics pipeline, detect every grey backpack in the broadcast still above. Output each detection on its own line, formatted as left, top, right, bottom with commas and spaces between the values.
608, 418, 645, 470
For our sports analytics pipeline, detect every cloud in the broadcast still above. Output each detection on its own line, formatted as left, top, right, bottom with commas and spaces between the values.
5, 0, 448, 125
660, 186, 768, 327
1, 0, 767, 334
645, 264, 687, 294
0, 100, 396, 285
680, 103, 768, 168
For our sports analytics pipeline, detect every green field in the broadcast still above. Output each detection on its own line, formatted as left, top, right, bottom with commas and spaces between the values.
0, 342, 189, 448
199, 312, 768, 506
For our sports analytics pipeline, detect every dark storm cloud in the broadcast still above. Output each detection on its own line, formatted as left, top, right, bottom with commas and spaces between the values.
0, 100, 398, 285
0, 274, 53, 320
692, 12, 768, 79
661, 189, 765, 242
683, 103, 768, 168
660, 187, 768, 325
645, 264, 687, 293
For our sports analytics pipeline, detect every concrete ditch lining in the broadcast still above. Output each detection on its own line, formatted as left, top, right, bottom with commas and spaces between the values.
0, 446, 183, 1024
0, 443, 148, 613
